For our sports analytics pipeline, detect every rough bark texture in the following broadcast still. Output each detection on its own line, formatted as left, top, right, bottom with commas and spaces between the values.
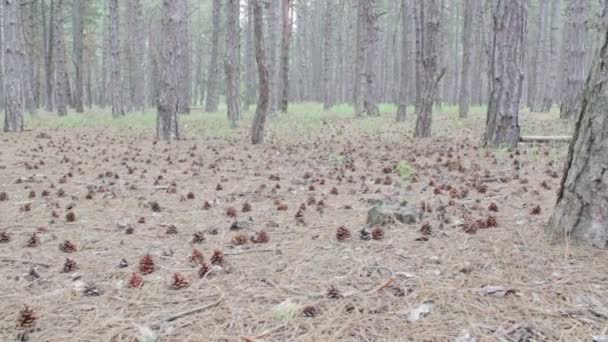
225, 0, 241, 127
483, 0, 525, 148
414, 0, 443, 138
560, 0, 588, 120
362, 0, 379, 117
548, 25, 608, 248
128, 0, 145, 111
322, 0, 334, 110
244, 0, 256, 110
458, 0, 473, 118
177, 0, 191, 114
205, 0, 221, 113
157, 0, 180, 141
53, 0, 67, 116
353, 1, 365, 116
251, 0, 269, 145
0, 0, 4, 110
72, 0, 84, 113
396, 0, 409, 122
109, 0, 124, 117
279, 0, 291, 113
3, 0, 24, 132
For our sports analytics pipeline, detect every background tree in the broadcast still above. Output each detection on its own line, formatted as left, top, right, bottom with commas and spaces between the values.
72, 0, 84, 113
205, 0, 221, 113
395, 0, 410, 122
3, 0, 24, 132
458, 0, 474, 118
157, 0, 180, 141
177, 0, 191, 114
279, 0, 292, 113
225, 0, 241, 127
560, 0, 588, 119
53, 0, 68, 116
362, 0, 380, 117
109, 0, 124, 117
251, 0, 270, 145
484, 0, 526, 148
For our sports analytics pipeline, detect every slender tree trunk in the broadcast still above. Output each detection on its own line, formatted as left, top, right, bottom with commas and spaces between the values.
560, 0, 588, 119
177, 0, 191, 114
205, 0, 221, 112
458, 0, 474, 118
3, 0, 24, 132
0, 0, 4, 110
127, 0, 145, 111
53, 0, 67, 116
362, 0, 379, 117
548, 20, 608, 248
225, 0, 241, 127
44, 0, 54, 112
543, 0, 561, 111
483, 0, 526, 148
322, 0, 334, 110
157, 0, 180, 141
396, 0, 409, 122
279, 0, 291, 113
109, 0, 124, 117
72, 0, 84, 113
251, 0, 270, 145
266, 0, 279, 114
414, 0, 444, 138
244, 0, 256, 109
353, 1, 365, 116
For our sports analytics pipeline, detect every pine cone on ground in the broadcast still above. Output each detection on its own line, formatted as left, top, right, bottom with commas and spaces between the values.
171, 272, 189, 289
371, 226, 385, 240
17, 305, 37, 329
336, 226, 351, 242
252, 230, 270, 244
59, 240, 77, 253
138, 254, 155, 275
198, 263, 211, 278
62, 258, 78, 273
128, 273, 144, 288
327, 286, 343, 299
210, 249, 224, 266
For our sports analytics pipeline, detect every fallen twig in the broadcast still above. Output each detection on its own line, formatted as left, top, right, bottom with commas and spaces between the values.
150, 296, 223, 329
0, 257, 51, 268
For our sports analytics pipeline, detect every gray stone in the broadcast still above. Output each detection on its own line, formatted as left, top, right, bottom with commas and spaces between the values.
367, 201, 419, 226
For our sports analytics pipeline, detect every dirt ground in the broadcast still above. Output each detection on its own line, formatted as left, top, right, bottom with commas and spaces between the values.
1, 109, 607, 342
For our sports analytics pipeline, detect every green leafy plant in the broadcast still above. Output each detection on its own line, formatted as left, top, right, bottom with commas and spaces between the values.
396, 160, 412, 179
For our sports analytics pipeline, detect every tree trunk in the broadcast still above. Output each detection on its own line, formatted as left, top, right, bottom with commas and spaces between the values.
543, 0, 561, 111
560, 0, 588, 120
279, 0, 291, 113
251, 0, 269, 145
322, 0, 334, 110
225, 0, 241, 127
44, 0, 54, 112
0, 0, 4, 110
266, 0, 279, 114
72, 0, 84, 113
205, 0, 221, 112
3, 0, 24, 132
483, 0, 525, 148
128, 0, 145, 111
458, 0, 474, 118
109, 0, 124, 117
353, 1, 365, 116
177, 0, 191, 114
395, 0, 409, 122
244, 0, 256, 109
157, 0, 180, 141
548, 22, 608, 248
53, 0, 67, 116
414, 0, 443, 138
362, 0, 379, 117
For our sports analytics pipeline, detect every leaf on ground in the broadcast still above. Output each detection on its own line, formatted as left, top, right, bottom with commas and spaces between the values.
399, 300, 434, 322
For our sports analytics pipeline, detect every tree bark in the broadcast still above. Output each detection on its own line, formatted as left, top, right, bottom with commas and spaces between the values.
3, 0, 24, 132
279, 0, 291, 113
177, 0, 191, 114
322, 0, 334, 110
560, 0, 588, 120
353, 1, 365, 116
205, 0, 221, 112
396, 0, 409, 122
251, 0, 269, 145
72, 0, 84, 113
458, 0, 474, 118
0, 0, 4, 110
548, 23, 608, 248
362, 0, 379, 117
53, 0, 67, 116
225, 0, 241, 127
109, 0, 124, 117
414, 0, 443, 138
483, 0, 526, 148
244, 0, 256, 109
157, 0, 180, 141
44, 0, 54, 112
128, 0, 145, 111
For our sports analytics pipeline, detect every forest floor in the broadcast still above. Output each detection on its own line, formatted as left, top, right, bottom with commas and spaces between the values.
1, 104, 607, 342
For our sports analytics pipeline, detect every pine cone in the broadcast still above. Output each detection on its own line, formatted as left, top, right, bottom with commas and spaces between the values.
171, 272, 189, 289
0, 231, 10, 243
189, 249, 205, 266
128, 273, 144, 288
231, 233, 248, 246
59, 240, 77, 253
302, 305, 319, 317
150, 201, 161, 212
202, 201, 212, 210
371, 226, 385, 240
327, 286, 342, 299
252, 230, 270, 244
530, 205, 542, 215
210, 249, 224, 266
330, 187, 339, 195
65, 211, 76, 222
336, 226, 351, 242
26, 233, 40, 248
0, 192, 8, 201
166, 224, 178, 235
198, 262, 211, 278
486, 215, 497, 228
192, 231, 205, 243
138, 254, 155, 275
62, 258, 78, 273
226, 207, 237, 217
488, 202, 499, 212
17, 305, 37, 329
420, 223, 432, 236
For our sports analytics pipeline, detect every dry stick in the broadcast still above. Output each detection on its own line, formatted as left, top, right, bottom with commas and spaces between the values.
225, 249, 278, 256
150, 296, 224, 329
519, 135, 571, 143
0, 257, 51, 268
241, 324, 287, 342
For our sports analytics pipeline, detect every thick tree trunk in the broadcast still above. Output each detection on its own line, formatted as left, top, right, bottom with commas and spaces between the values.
483, 0, 525, 148
205, 0, 221, 112
53, 0, 67, 116
278, 0, 291, 113
128, 0, 145, 111
458, 0, 474, 118
109, 0, 124, 117
560, 0, 588, 120
362, 0, 379, 117
157, 0, 180, 141
395, 0, 409, 122
3, 0, 24, 132
251, 0, 269, 145
543, 0, 561, 111
225, 0, 241, 127
72, 0, 84, 113
177, 0, 191, 114
548, 25, 608, 248
414, 0, 443, 138
44, 0, 54, 112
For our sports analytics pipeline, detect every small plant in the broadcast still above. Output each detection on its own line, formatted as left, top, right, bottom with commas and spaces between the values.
138, 254, 155, 275
396, 161, 413, 179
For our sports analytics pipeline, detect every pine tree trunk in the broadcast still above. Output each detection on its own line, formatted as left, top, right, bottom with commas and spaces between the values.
0, 0, 4, 110
395, 0, 409, 122
353, 1, 366, 116
109, 0, 124, 117
127, 0, 145, 111
244, 0, 256, 109
205, 0, 221, 112
53, 0, 68, 116
157, 0, 180, 141
322, 0, 334, 110
548, 24, 608, 248
362, 0, 380, 117
483, 0, 525, 148
458, 0, 474, 118
44, 0, 54, 112
560, 0, 588, 120
279, 0, 291, 113
72, 0, 84, 113
251, 0, 270, 145
3, 0, 24, 132
225, 0, 241, 127
177, 0, 191, 114
543, 0, 561, 111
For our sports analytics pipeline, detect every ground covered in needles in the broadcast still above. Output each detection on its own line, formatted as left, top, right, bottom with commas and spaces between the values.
1, 105, 606, 341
